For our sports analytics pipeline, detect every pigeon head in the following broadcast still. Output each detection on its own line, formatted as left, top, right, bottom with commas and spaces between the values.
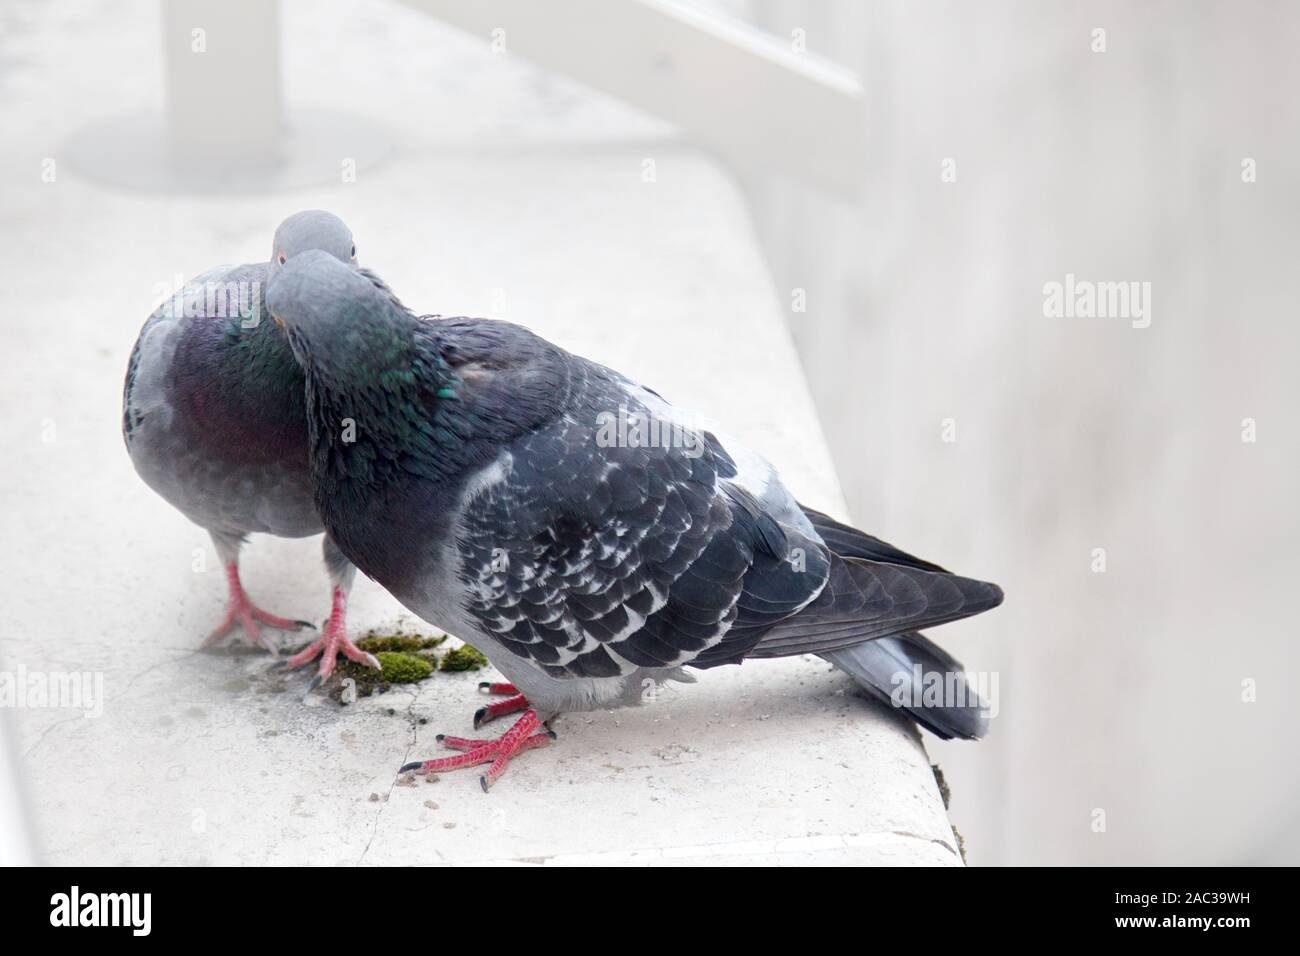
267, 250, 451, 504
266, 249, 417, 381
268, 210, 357, 279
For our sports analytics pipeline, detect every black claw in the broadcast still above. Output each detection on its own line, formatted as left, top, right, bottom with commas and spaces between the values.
546, 729, 558, 740
307, 674, 323, 692
480, 775, 491, 793
296, 620, 316, 630
399, 761, 424, 773
477, 681, 492, 694
435, 734, 446, 742
473, 707, 487, 730
268, 660, 288, 672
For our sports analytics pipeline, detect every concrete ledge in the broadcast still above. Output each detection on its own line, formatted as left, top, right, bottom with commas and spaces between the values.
0, 0, 961, 866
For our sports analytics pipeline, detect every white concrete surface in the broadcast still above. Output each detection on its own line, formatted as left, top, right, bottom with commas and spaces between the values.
0, 0, 961, 865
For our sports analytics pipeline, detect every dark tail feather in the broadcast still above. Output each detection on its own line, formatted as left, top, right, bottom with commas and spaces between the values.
777, 505, 999, 739
746, 552, 1003, 658
799, 505, 948, 573
821, 632, 990, 740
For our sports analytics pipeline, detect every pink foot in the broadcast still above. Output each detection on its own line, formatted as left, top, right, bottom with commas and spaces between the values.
201, 562, 311, 653
280, 586, 380, 684
474, 682, 529, 728
400, 709, 553, 792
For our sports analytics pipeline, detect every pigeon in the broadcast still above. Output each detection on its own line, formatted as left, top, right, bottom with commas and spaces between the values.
266, 251, 1004, 790
122, 211, 390, 681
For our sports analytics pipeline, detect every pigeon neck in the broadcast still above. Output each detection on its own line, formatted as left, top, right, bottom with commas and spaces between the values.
304, 319, 467, 504
172, 311, 306, 457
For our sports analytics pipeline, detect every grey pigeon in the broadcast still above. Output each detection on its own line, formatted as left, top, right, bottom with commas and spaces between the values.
122, 211, 385, 680
267, 251, 1004, 789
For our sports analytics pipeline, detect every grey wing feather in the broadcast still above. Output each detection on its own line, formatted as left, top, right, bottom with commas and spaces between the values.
798, 505, 949, 573
455, 360, 819, 679
745, 553, 1002, 658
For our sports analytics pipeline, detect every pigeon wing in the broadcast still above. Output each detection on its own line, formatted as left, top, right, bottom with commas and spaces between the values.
452, 361, 825, 679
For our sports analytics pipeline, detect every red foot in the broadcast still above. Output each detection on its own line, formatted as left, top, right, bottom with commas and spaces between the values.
474, 685, 530, 728
400, 709, 553, 792
201, 562, 310, 652
281, 587, 380, 683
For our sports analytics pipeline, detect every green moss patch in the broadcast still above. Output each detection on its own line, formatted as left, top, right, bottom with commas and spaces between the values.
439, 643, 489, 672
324, 626, 447, 702
930, 763, 952, 810
280, 626, 491, 702
375, 651, 433, 683
356, 633, 446, 654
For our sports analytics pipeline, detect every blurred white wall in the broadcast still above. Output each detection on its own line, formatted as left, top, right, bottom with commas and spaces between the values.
741, 0, 1300, 864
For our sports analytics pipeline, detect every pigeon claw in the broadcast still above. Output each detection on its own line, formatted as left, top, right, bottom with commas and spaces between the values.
401, 709, 552, 791
201, 582, 311, 653
281, 586, 379, 684
473, 692, 530, 729
283, 629, 379, 682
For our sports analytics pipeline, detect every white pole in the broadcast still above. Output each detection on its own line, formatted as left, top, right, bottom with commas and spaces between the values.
162, 0, 283, 171
0, 710, 37, 866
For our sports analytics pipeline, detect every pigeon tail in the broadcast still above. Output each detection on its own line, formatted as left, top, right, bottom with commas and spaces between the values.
748, 506, 1001, 739
743, 551, 1003, 658
821, 632, 990, 740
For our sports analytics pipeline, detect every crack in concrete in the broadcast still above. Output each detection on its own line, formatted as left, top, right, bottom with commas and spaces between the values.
20, 649, 195, 760
494, 828, 960, 866
356, 682, 426, 866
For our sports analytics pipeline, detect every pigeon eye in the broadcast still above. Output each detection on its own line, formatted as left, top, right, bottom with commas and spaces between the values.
277, 251, 287, 265
350, 245, 356, 259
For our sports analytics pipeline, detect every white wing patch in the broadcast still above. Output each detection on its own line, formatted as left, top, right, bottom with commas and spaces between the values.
622, 381, 813, 534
